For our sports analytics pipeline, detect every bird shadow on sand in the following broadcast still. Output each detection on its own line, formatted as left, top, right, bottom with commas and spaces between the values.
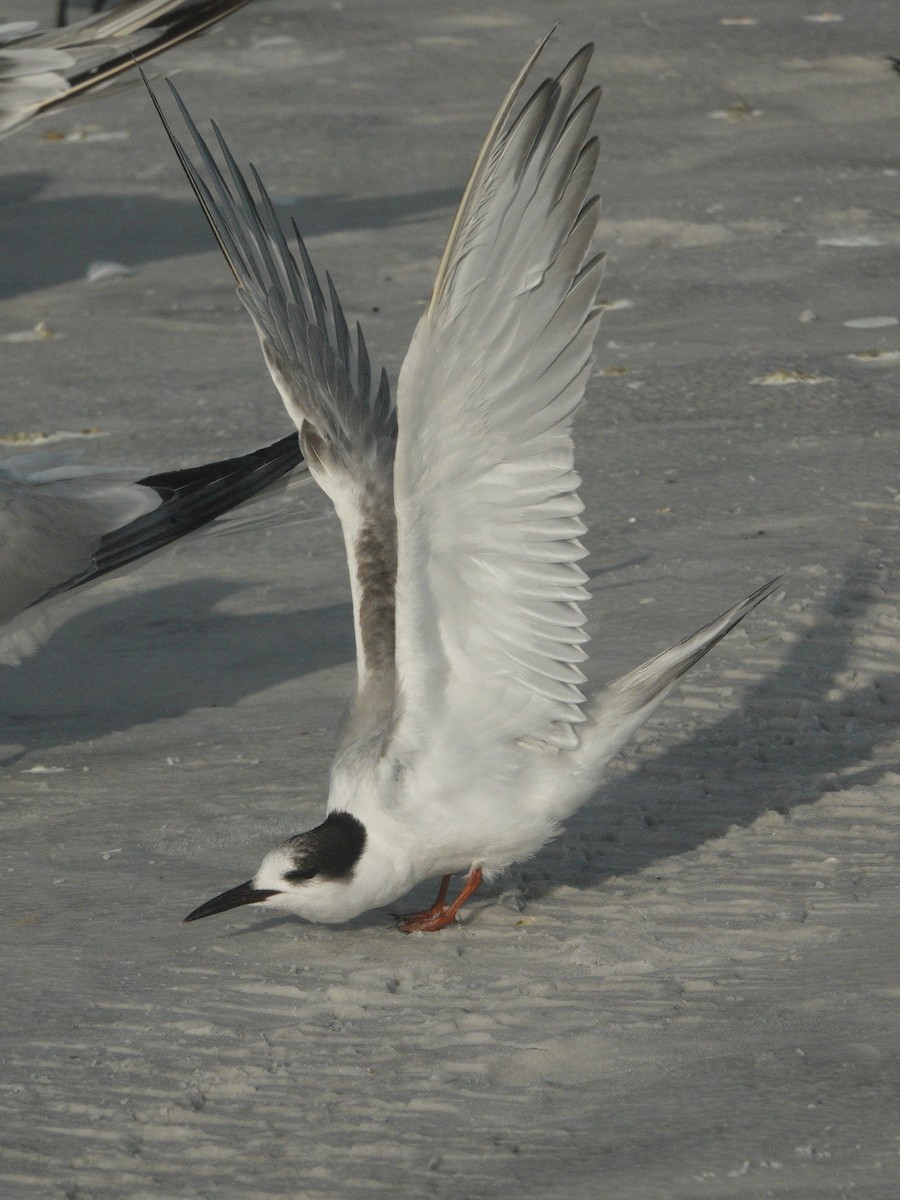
519, 560, 898, 900
0, 579, 354, 759
0, 178, 459, 299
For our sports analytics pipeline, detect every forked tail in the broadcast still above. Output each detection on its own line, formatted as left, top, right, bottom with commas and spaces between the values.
571, 576, 781, 784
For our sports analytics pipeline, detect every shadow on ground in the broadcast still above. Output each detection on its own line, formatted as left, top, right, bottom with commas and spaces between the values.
0, 579, 355, 755
522, 559, 898, 895
0, 179, 458, 298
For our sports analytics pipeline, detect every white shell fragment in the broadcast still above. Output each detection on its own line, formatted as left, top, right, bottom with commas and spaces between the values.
842, 316, 898, 329
85, 261, 134, 282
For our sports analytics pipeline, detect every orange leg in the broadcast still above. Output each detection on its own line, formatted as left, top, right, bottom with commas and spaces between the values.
401, 873, 452, 924
397, 867, 483, 933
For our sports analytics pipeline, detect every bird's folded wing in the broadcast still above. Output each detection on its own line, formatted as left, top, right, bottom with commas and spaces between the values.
49, 433, 305, 600
152, 82, 397, 701
32, 1, 189, 45
0, 1, 252, 136
0, 459, 159, 626
0, 436, 304, 661
391, 37, 605, 760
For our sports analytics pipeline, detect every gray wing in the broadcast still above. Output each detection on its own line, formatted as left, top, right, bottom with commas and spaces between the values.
0, 459, 158, 625
38, 432, 305, 604
0, 0, 252, 137
149, 78, 396, 474
150, 80, 397, 720
0, 433, 303, 625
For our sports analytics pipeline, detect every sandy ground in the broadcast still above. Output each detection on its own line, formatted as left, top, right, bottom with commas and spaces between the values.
1, 1, 898, 1197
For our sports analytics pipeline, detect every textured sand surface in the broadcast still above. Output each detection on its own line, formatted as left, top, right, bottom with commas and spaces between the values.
1, 2, 898, 1197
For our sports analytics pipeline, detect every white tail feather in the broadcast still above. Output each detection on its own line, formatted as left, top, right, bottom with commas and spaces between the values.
571, 577, 782, 785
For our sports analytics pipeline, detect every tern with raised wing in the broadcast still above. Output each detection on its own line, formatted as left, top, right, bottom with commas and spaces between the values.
153, 36, 779, 932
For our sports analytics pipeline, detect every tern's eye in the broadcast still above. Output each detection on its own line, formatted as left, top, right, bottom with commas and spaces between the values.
283, 866, 318, 884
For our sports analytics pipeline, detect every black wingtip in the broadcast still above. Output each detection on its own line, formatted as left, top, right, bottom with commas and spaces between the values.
29, 433, 303, 609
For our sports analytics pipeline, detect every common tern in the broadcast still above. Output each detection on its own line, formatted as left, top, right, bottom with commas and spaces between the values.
0, 433, 303, 661
152, 35, 779, 932
0, 0, 252, 137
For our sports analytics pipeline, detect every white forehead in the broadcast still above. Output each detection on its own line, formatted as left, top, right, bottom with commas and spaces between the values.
254, 845, 295, 890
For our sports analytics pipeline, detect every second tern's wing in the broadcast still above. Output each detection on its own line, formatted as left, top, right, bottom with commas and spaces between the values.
0, 1, 252, 137
152, 82, 397, 720
41, 432, 305, 601
0, 435, 304, 661
0, 455, 158, 626
391, 37, 605, 769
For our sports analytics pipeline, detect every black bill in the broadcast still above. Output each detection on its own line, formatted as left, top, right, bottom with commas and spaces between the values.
183, 880, 279, 923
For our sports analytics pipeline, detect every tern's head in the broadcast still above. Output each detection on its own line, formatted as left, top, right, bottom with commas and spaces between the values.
183, 811, 368, 926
